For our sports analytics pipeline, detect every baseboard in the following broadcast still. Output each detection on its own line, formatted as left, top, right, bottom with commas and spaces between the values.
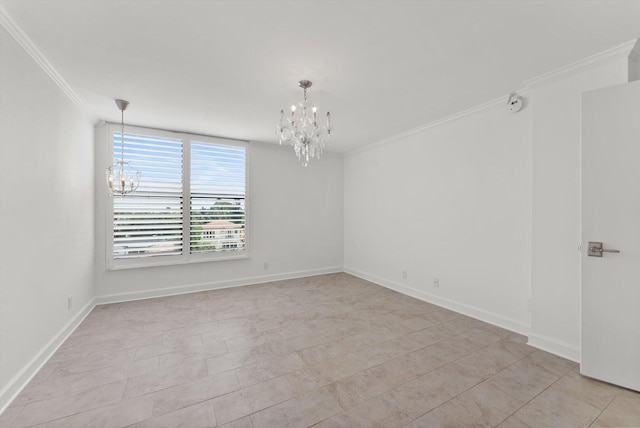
343, 268, 582, 364
0, 297, 96, 414
344, 266, 530, 336
0, 267, 343, 415
527, 333, 580, 363
345, 266, 581, 363
95, 266, 344, 305
3, 266, 572, 418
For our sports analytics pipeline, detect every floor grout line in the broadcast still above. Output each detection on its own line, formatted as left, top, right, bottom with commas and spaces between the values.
6, 274, 639, 427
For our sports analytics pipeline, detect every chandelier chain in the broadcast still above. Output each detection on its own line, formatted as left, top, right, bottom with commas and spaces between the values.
120, 107, 125, 163
106, 99, 140, 196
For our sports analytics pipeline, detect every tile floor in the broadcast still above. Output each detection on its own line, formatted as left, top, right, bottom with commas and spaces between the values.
2, 273, 639, 427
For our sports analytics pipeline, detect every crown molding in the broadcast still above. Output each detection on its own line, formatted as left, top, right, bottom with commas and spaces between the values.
345, 88, 532, 157
347, 39, 638, 157
524, 38, 639, 89
0, 4, 91, 117
630, 39, 640, 62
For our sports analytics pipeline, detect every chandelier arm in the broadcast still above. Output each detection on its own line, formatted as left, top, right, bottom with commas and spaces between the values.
277, 80, 332, 166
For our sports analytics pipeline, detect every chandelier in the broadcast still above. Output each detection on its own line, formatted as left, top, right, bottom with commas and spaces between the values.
106, 99, 140, 196
276, 80, 332, 166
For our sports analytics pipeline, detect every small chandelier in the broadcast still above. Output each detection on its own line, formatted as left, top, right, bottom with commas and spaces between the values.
276, 80, 332, 166
106, 99, 140, 196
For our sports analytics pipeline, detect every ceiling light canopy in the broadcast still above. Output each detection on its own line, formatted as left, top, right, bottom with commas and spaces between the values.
106, 99, 141, 196
276, 80, 332, 166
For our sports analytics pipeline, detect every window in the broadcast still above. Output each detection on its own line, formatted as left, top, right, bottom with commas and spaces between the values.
107, 125, 248, 269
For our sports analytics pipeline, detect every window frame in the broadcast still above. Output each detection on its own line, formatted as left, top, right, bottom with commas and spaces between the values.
105, 123, 250, 270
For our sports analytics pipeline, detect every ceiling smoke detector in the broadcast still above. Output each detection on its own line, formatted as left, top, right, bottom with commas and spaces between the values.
507, 93, 524, 113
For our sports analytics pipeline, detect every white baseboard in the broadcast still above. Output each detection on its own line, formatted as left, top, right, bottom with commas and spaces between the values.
5, 266, 573, 418
0, 267, 343, 415
0, 298, 96, 414
95, 266, 343, 305
527, 333, 580, 363
344, 266, 530, 336
343, 267, 583, 363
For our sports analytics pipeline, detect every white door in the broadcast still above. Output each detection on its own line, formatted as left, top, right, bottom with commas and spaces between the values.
581, 80, 640, 392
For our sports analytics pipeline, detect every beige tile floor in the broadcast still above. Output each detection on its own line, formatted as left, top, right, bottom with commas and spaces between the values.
2, 273, 639, 427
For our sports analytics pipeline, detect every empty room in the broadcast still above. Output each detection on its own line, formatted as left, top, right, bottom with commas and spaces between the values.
1, 1, 640, 427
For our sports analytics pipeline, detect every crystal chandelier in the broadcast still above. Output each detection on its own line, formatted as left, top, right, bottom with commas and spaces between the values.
106, 99, 140, 196
276, 80, 332, 166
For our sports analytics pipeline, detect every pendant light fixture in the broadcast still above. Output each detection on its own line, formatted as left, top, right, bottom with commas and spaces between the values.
106, 99, 140, 196
276, 80, 333, 166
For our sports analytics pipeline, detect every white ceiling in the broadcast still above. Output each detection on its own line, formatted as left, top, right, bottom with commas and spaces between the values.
2, 0, 640, 153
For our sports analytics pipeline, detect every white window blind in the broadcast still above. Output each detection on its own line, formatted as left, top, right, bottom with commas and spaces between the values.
108, 126, 248, 268
113, 132, 183, 260
190, 141, 246, 254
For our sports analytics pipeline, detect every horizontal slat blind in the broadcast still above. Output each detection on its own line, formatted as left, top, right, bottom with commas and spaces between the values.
113, 132, 183, 259
190, 141, 246, 254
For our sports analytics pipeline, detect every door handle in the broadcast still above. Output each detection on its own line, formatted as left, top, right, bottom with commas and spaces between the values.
588, 241, 621, 257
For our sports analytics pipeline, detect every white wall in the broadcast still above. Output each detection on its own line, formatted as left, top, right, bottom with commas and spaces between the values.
529, 56, 629, 360
343, 44, 635, 363
344, 103, 532, 334
630, 56, 640, 82
0, 27, 95, 409
629, 42, 640, 82
94, 138, 344, 300
0, 21, 635, 417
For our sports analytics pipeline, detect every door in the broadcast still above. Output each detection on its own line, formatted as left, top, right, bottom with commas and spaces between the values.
581, 80, 640, 391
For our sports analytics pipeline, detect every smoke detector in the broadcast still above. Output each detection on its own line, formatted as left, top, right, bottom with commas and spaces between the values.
507, 93, 524, 113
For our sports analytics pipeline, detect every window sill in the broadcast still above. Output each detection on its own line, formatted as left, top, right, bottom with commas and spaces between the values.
107, 252, 249, 270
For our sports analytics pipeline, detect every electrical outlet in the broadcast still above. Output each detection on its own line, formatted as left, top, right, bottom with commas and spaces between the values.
433, 278, 439, 288
402, 270, 407, 279
263, 262, 269, 270
67, 295, 73, 311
